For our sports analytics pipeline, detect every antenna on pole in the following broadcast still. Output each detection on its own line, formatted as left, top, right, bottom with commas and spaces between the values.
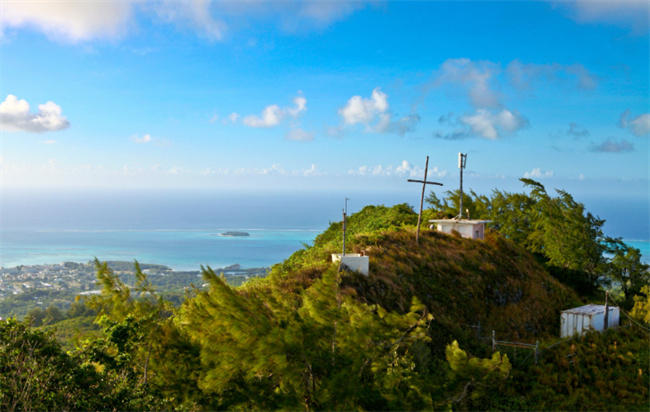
342, 197, 349, 256
458, 153, 467, 220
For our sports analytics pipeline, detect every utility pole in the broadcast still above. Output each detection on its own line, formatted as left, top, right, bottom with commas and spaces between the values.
458, 153, 467, 219
342, 198, 349, 256
408, 156, 443, 243
603, 292, 609, 331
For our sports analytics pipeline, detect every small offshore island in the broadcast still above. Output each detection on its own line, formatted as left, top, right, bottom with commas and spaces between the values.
218, 231, 250, 237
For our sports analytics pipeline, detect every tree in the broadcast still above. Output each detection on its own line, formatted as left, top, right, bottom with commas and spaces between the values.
81, 259, 178, 409
0, 318, 108, 411
630, 285, 650, 324
442, 340, 511, 409
180, 266, 435, 410
427, 179, 612, 290
426, 189, 490, 220
604, 240, 650, 301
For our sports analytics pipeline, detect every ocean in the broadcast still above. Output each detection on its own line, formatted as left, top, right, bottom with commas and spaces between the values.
1, 188, 648, 269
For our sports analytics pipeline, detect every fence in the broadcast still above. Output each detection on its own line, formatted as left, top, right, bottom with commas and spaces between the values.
491, 330, 539, 365
463, 322, 539, 365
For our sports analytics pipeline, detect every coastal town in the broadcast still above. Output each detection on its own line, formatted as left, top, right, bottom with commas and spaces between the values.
0, 261, 269, 319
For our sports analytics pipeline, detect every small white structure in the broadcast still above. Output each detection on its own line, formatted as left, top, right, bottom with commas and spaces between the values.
429, 219, 491, 240
332, 253, 369, 276
560, 304, 620, 338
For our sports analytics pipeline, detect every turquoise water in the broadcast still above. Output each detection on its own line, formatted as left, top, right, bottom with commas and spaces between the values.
1, 189, 647, 269
1, 228, 320, 270
623, 240, 649, 264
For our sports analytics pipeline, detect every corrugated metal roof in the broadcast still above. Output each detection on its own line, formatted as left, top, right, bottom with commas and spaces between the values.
561, 304, 608, 316
428, 219, 492, 224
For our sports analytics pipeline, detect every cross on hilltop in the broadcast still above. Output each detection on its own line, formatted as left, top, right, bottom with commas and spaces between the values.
407, 156, 443, 243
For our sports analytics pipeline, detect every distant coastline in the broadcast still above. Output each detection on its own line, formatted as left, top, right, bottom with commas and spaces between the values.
217, 231, 250, 237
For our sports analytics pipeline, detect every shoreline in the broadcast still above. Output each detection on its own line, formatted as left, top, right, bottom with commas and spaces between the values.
2, 239, 648, 270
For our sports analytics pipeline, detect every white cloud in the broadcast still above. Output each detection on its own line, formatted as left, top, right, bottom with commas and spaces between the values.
132, 134, 153, 144
459, 109, 528, 140
1, 1, 135, 42
0, 94, 70, 133
228, 112, 240, 124
619, 110, 650, 136
302, 164, 321, 177
42, 140, 57, 144
151, 0, 226, 41
429, 58, 598, 141
551, 0, 649, 35
433, 58, 501, 109
242, 94, 306, 128
339, 87, 389, 126
1, 1, 367, 43
348, 160, 446, 179
524, 167, 554, 178
336, 88, 419, 135
168, 166, 186, 175
286, 128, 314, 141
288, 96, 307, 117
242, 104, 284, 128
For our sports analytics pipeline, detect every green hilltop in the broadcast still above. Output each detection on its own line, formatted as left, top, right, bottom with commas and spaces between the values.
259, 203, 579, 344
1, 181, 649, 411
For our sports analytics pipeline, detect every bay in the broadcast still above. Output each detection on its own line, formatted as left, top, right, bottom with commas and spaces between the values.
1, 188, 648, 269
1, 228, 319, 270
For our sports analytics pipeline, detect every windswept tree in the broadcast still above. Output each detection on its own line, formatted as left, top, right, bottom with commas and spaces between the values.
427, 179, 623, 291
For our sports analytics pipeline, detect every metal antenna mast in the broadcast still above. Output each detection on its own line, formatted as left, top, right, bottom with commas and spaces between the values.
408, 156, 443, 243
458, 153, 467, 219
342, 197, 349, 256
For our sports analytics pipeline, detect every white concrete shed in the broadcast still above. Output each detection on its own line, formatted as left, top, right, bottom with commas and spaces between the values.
332, 253, 369, 276
429, 219, 491, 240
560, 304, 619, 338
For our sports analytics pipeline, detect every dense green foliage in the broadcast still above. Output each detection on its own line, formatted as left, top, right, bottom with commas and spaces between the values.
0, 193, 648, 410
427, 179, 649, 298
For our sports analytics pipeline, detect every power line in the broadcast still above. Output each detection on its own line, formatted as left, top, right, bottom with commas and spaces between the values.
607, 293, 650, 333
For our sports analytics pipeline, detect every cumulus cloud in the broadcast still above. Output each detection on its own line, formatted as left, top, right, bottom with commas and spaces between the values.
242, 94, 306, 128
0, 94, 70, 133
227, 112, 240, 124
590, 138, 635, 153
337, 88, 419, 135
457, 109, 529, 140
524, 168, 554, 178
2, 1, 368, 43
339, 87, 389, 126
619, 110, 650, 136
428, 58, 599, 140
1, 1, 135, 42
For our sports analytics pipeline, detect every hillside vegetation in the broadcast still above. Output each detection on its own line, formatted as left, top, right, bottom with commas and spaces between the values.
263, 204, 579, 345
1, 181, 649, 410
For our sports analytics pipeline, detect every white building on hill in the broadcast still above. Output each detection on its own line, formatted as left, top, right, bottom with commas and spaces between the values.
429, 219, 491, 240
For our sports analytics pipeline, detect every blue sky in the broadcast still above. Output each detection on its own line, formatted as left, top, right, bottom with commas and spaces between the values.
1, 0, 648, 200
